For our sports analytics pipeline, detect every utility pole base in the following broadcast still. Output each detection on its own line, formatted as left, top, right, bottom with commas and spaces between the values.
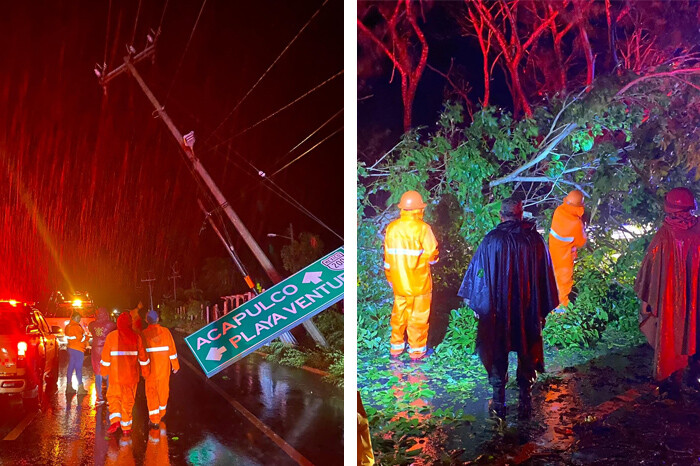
303, 320, 328, 347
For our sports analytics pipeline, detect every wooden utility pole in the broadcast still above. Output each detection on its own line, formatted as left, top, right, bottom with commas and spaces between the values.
198, 199, 297, 345
141, 272, 156, 311
168, 264, 181, 302
98, 38, 326, 346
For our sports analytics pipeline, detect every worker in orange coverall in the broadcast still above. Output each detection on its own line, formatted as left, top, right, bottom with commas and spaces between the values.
100, 313, 150, 435
142, 310, 179, 428
548, 190, 587, 309
65, 311, 88, 395
384, 190, 439, 361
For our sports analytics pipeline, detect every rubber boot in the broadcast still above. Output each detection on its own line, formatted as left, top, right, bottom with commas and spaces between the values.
518, 382, 533, 418
489, 384, 506, 419
687, 357, 700, 391
660, 370, 683, 401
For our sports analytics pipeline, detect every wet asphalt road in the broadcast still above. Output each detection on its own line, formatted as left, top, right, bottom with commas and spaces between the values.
0, 332, 343, 465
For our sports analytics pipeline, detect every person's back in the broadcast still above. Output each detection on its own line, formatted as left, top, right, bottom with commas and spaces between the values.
635, 187, 700, 397
142, 322, 178, 380
459, 199, 558, 417
142, 310, 179, 427
384, 209, 438, 297
101, 313, 150, 435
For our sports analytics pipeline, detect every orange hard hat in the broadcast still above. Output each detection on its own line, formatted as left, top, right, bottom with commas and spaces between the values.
564, 190, 585, 207
397, 190, 427, 210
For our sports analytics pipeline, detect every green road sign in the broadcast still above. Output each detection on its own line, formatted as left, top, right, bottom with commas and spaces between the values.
185, 247, 344, 377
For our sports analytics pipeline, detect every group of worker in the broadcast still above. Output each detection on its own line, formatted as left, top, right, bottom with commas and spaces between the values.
382, 187, 700, 417
64, 302, 179, 436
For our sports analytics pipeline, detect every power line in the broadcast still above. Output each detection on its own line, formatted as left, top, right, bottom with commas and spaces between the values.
274, 108, 343, 169
270, 126, 343, 178
130, 0, 143, 48
164, 0, 208, 105
158, 0, 170, 33
202, 70, 343, 155
226, 149, 343, 240
202, 0, 330, 148
102, 0, 113, 68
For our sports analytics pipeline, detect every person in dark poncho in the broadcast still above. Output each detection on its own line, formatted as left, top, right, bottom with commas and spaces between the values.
635, 187, 700, 399
458, 198, 559, 417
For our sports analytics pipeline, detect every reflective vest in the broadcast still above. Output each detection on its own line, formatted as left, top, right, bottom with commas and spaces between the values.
384, 209, 439, 296
142, 324, 180, 379
65, 321, 87, 352
100, 331, 150, 384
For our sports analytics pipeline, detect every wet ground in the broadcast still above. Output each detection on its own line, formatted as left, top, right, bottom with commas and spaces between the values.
362, 336, 700, 465
0, 332, 342, 465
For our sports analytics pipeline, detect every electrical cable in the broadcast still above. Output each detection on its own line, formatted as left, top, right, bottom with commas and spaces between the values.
130, 0, 143, 47
103, 0, 113, 68
202, 0, 330, 148
157, 0, 170, 33
226, 148, 343, 240
201, 70, 343, 155
273, 108, 342, 169
164, 0, 208, 105
270, 126, 342, 178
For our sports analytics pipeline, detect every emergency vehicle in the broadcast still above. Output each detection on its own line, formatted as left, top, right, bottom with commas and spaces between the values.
0, 300, 59, 409
44, 291, 96, 351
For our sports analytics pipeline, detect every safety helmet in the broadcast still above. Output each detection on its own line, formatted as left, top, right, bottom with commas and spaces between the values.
665, 187, 697, 213
564, 190, 585, 207
397, 190, 427, 210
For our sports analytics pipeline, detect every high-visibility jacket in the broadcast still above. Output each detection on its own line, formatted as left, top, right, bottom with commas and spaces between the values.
384, 209, 439, 296
65, 321, 87, 352
142, 324, 179, 379
549, 202, 587, 305
100, 330, 150, 384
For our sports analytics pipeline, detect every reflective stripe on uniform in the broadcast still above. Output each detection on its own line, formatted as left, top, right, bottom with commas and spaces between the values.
159, 405, 167, 411
146, 346, 170, 352
408, 346, 426, 354
100, 360, 111, 366
109, 413, 121, 420
428, 260, 438, 265
169, 354, 178, 360
120, 420, 132, 427
148, 409, 160, 416
384, 262, 390, 269
139, 359, 150, 366
81, 334, 86, 342
110, 351, 138, 356
390, 342, 405, 351
65, 336, 77, 340
386, 248, 424, 256
550, 228, 574, 243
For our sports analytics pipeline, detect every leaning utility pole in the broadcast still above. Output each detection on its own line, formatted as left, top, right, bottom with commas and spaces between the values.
141, 272, 156, 312
97, 36, 326, 346
198, 199, 297, 345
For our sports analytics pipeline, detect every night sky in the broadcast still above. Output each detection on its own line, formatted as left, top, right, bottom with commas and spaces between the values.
0, 0, 343, 308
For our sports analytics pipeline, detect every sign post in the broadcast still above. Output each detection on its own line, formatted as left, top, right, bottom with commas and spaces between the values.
185, 247, 344, 377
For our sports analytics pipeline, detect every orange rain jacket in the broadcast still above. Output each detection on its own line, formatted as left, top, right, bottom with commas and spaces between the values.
548, 202, 587, 306
65, 320, 87, 352
142, 324, 179, 379
100, 323, 151, 384
384, 209, 439, 296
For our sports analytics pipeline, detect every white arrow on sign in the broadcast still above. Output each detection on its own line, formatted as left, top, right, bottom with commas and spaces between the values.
302, 271, 323, 284
206, 346, 227, 361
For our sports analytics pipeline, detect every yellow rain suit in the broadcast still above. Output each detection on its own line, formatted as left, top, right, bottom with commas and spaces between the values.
384, 209, 438, 359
